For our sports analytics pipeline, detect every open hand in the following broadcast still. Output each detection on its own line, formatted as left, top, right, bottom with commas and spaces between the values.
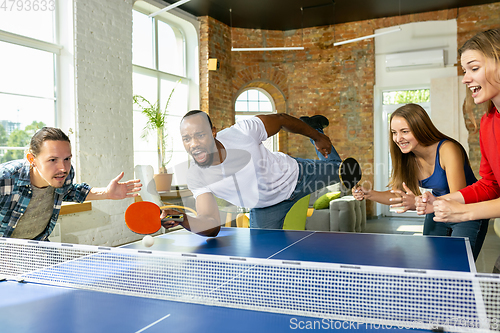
106, 172, 142, 199
389, 182, 415, 213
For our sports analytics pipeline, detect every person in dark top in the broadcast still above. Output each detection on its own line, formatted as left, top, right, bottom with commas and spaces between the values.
353, 103, 488, 260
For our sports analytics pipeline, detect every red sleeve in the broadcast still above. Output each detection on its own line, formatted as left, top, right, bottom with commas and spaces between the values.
460, 178, 500, 203
459, 111, 500, 203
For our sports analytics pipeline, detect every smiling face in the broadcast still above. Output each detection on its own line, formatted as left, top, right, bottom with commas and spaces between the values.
461, 49, 500, 107
29, 140, 72, 188
180, 114, 218, 168
390, 116, 419, 154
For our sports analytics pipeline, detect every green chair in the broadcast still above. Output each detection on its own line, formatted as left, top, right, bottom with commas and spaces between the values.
282, 195, 311, 230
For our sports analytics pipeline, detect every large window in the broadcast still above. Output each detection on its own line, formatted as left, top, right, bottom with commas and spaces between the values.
132, 8, 191, 175
383, 89, 430, 105
0, 7, 58, 163
235, 89, 277, 152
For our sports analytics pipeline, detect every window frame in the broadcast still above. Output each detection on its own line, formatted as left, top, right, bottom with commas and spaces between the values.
235, 88, 277, 152
132, 7, 187, 79
132, 4, 197, 177
380, 86, 431, 218
235, 88, 276, 117
0, 14, 60, 160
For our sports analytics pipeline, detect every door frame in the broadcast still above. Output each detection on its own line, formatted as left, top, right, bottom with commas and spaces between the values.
374, 85, 431, 218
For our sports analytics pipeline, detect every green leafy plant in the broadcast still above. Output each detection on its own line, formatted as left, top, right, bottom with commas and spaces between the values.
133, 80, 180, 173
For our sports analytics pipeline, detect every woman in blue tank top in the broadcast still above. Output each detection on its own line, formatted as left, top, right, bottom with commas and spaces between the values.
353, 103, 488, 260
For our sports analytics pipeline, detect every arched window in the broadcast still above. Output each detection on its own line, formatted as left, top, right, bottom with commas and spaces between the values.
235, 89, 277, 152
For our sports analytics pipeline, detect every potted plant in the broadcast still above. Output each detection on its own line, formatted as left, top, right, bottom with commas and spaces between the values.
133, 80, 180, 192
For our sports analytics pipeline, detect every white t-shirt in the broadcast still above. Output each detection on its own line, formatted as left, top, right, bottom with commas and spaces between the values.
187, 117, 299, 208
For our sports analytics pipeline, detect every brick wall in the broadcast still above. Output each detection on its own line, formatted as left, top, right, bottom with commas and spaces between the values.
200, 3, 500, 218
58, 0, 138, 246
199, 16, 233, 130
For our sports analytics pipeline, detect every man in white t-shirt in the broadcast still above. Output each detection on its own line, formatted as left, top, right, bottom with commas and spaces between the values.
161, 111, 341, 237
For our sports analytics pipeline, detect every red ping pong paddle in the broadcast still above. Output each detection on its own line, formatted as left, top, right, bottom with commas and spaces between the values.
125, 202, 195, 234
125, 201, 163, 234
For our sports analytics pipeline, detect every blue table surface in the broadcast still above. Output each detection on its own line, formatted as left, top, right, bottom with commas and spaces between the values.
0, 281, 435, 333
124, 227, 474, 272
0, 228, 474, 332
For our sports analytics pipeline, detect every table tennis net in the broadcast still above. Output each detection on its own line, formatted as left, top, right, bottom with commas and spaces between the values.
1, 237, 499, 333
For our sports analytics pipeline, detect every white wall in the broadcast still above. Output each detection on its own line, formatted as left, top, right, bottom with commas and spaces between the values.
57, 0, 139, 246
430, 76, 469, 151
54, 0, 200, 245
375, 20, 458, 88
376, 21, 468, 150
373, 20, 461, 217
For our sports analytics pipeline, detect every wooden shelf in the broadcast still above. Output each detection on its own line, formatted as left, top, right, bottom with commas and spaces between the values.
158, 189, 193, 200
60, 201, 92, 215
136, 189, 193, 203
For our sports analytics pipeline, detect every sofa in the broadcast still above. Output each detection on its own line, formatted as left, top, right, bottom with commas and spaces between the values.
305, 183, 366, 232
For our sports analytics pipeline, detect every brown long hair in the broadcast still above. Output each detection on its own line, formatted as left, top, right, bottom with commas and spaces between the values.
388, 104, 470, 195
459, 28, 500, 115
29, 127, 70, 157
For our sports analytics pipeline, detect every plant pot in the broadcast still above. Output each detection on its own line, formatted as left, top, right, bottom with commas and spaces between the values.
153, 173, 173, 193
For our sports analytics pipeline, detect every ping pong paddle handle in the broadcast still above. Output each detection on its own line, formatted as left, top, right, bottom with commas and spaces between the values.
161, 214, 184, 222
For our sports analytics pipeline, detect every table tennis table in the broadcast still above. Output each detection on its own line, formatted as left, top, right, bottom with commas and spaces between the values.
0, 228, 497, 333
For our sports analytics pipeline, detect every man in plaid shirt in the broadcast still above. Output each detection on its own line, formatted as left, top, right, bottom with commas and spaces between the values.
0, 127, 141, 240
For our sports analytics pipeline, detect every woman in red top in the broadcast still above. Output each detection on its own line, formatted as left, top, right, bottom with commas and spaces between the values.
416, 28, 500, 272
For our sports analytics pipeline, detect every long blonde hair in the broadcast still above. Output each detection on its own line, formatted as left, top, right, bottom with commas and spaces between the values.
388, 104, 470, 195
459, 28, 500, 114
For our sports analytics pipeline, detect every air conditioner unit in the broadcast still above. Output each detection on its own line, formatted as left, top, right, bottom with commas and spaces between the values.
385, 49, 445, 72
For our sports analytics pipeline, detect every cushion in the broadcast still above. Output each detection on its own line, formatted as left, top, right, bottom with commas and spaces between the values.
313, 191, 341, 210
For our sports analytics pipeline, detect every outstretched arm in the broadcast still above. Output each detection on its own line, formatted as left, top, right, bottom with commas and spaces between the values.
434, 196, 500, 222
354, 183, 416, 213
161, 192, 221, 237
353, 185, 399, 206
86, 172, 142, 200
257, 113, 332, 158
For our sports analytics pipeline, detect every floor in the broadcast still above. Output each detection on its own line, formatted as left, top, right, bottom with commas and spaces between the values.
364, 216, 500, 273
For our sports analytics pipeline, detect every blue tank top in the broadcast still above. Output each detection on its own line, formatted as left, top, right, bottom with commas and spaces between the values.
418, 140, 477, 197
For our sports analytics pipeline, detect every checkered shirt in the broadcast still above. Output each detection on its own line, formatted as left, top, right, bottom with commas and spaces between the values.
0, 159, 90, 240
